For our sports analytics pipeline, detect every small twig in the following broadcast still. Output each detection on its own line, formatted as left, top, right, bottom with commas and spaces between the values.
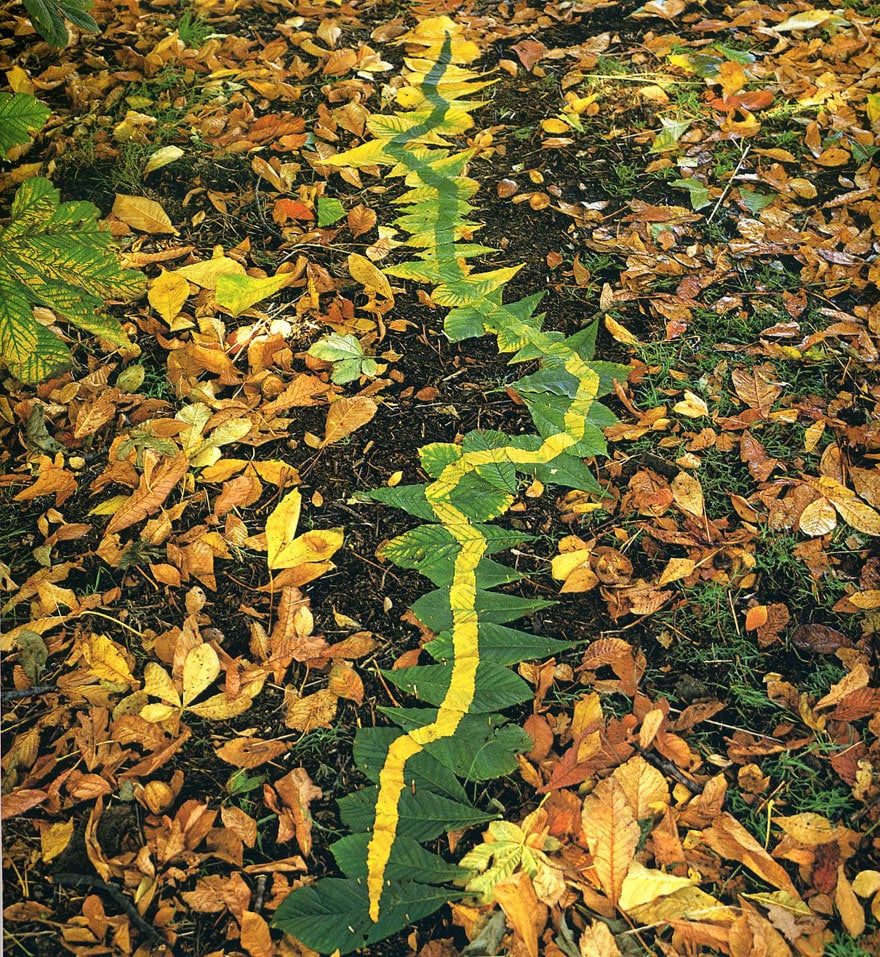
638, 747, 702, 795
52, 872, 165, 947
707, 143, 751, 223
1, 684, 57, 703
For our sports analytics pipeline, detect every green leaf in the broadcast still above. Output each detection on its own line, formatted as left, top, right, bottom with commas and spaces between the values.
672, 177, 712, 211
317, 197, 346, 226
739, 187, 776, 214
332, 833, 464, 884
273, 878, 452, 955
425, 622, 574, 667
308, 333, 376, 384
352, 727, 470, 802
22, 0, 98, 47
410, 588, 554, 633
383, 661, 534, 713
339, 784, 494, 839
650, 117, 692, 154
362, 484, 437, 521
0, 93, 51, 158
215, 271, 289, 317
0, 177, 144, 383
383, 709, 531, 780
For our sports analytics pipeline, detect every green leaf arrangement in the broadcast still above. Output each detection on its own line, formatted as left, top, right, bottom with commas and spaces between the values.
0, 177, 145, 383
0, 92, 52, 157
274, 16, 627, 954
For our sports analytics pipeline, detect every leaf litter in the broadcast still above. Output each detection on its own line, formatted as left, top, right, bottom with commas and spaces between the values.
2, 0, 880, 955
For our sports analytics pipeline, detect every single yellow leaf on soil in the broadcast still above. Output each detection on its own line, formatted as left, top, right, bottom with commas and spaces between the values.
40, 819, 74, 863
321, 395, 378, 447
848, 589, 880, 609
271, 528, 344, 571
80, 634, 135, 686
182, 643, 221, 707
112, 193, 178, 234
265, 488, 302, 568
494, 871, 546, 957
798, 497, 837, 536
285, 688, 338, 732
657, 556, 694, 585
604, 315, 640, 346
612, 755, 669, 819
148, 269, 191, 323
187, 691, 254, 720
240, 910, 274, 957
671, 471, 705, 518
143, 145, 184, 176
672, 389, 709, 418
176, 250, 246, 289
579, 920, 623, 957
347, 252, 394, 300
618, 861, 694, 913
836, 864, 866, 937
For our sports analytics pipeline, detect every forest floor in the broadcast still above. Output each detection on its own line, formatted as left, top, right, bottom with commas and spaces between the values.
2, 0, 880, 955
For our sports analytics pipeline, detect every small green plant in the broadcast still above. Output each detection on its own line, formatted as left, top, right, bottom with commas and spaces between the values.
308, 333, 380, 384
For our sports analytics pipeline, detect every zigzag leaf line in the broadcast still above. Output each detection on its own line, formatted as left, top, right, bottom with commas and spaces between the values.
274, 17, 625, 954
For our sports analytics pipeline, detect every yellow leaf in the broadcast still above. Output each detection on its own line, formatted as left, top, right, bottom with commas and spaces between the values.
176, 250, 246, 289
143, 661, 180, 707
270, 528, 344, 571
112, 193, 177, 234
322, 395, 378, 447
347, 252, 394, 300
798, 497, 837, 536
182, 643, 221, 707
541, 118, 570, 134
612, 755, 668, 819
80, 634, 135, 686
657, 556, 694, 585
550, 547, 591, 581
216, 271, 292, 318
143, 145, 184, 176
148, 269, 191, 323
618, 861, 694, 913
140, 702, 178, 723
579, 920, 623, 957
266, 489, 302, 569
40, 819, 74, 863
671, 471, 705, 518
604, 315, 640, 346
804, 420, 825, 453
836, 864, 866, 937
848, 589, 880, 610
493, 872, 546, 957
672, 389, 709, 418
187, 691, 254, 720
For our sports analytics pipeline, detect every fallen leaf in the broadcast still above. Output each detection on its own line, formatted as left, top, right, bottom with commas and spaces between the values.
112, 193, 177, 234
321, 395, 377, 447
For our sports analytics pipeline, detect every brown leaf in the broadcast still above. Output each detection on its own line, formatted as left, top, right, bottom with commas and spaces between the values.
327, 661, 364, 703
105, 451, 189, 535
321, 395, 377, 447
274, 767, 322, 857
731, 364, 782, 415
347, 204, 377, 237
581, 777, 640, 908
285, 688, 338, 733
216, 737, 289, 769
740, 431, 779, 482
612, 755, 669, 820
702, 813, 799, 896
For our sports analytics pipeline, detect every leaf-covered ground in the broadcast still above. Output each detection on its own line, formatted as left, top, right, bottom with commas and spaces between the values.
2, 0, 880, 955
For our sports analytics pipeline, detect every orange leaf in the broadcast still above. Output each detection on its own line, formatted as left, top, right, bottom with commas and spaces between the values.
493, 871, 547, 957
321, 395, 377, 447
240, 910, 274, 957
581, 777, 640, 907
274, 767, 323, 857
105, 451, 189, 535
215, 737, 289, 769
